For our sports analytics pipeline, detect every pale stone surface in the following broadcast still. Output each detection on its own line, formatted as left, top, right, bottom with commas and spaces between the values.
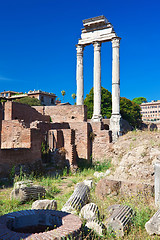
145, 209, 160, 235
14, 180, 33, 189
76, 45, 84, 105
61, 182, 90, 214
11, 181, 46, 203
86, 219, 105, 236
105, 205, 133, 237
76, 16, 121, 141
83, 179, 93, 189
31, 199, 57, 210
79, 16, 117, 45
154, 162, 160, 207
79, 203, 99, 221
92, 41, 102, 122
110, 37, 121, 142
94, 170, 110, 178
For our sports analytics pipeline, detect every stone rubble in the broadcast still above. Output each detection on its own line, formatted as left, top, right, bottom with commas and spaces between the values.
145, 209, 160, 235
31, 199, 57, 210
94, 169, 110, 178
11, 181, 46, 203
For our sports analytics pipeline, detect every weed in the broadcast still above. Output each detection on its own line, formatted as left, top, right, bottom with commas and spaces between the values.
46, 186, 61, 199
93, 159, 111, 172
67, 182, 73, 187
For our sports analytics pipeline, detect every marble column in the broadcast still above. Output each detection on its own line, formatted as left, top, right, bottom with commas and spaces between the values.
155, 162, 160, 207
110, 37, 122, 141
76, 44, 84, 105
92, 41, 102, 122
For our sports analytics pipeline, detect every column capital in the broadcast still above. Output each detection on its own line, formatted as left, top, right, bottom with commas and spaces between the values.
93, 41, 101, 51
76, 44, 84, 54
112, 37, 121, 48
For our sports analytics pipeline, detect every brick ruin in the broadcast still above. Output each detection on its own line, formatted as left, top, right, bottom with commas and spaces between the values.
0, 101, 112, 177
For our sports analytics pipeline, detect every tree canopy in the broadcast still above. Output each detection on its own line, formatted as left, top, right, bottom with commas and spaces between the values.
132, 97, 147, 105
84, 87, 142, 128
84, 87, 112, 119
14, 97, 42, 106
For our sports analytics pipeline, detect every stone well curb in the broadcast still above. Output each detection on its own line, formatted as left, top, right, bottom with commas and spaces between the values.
0, 209, 82, 239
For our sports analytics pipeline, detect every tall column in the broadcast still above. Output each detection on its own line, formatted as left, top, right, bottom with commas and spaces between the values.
76, 44, 84, 105
110, 37, 122, 141
92, 41, 102, 122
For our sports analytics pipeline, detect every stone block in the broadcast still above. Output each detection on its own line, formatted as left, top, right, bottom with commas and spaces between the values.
11, 181, 46, 203
145, 209, 160, 235
31, 199, 57, 210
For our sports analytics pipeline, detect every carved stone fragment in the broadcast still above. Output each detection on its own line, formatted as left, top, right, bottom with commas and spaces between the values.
105, 205, 133, 237
79, 203, 99, 221
86, 219, 105, 236
61, 182, 90, 213
145, 209, 160, 235
31, 199, 57, 210
11, 181, 46, 203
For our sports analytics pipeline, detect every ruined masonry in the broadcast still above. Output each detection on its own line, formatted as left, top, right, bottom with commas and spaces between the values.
0, 16, 121, 176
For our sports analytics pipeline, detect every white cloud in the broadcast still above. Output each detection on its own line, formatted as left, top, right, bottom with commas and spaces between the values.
0, 76, 13, 81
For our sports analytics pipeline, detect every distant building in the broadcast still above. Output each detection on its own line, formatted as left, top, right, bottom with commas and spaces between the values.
141, 101, 160, 121
0, 90, 57, 106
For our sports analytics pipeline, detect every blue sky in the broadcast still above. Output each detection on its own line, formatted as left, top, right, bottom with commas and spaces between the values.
0, 0, 160, 104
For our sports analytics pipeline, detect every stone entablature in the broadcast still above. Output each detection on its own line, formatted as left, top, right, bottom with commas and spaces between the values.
79, 15, 117, 45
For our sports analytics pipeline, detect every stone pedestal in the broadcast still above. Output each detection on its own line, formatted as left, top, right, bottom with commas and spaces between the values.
76, 45, 84, 105
110, 37, 121, 141
92, 42, 102, 122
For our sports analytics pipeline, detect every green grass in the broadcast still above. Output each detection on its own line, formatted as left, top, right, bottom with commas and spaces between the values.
0, 160, 157, 239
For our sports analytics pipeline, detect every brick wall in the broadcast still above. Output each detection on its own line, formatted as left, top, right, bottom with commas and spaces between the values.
34, 105, 87, 123
4, 101, 50, 125
69, 122, 90, 161
0, 104, 3, 147
48, 129, 76, 167
1, 120, 31, 149
0, 124, 41, 177
90, 122, 112, 162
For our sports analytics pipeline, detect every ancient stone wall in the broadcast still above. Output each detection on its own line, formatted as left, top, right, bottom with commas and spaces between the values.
48, 129, 76, 167
69, 122, 90, 161
0, 129, 41, 177
1, 120, 31, 149
34, 105, 87, 123
4, 101, 50, 125
0, 104, 3, 147
90, 122, 112, 161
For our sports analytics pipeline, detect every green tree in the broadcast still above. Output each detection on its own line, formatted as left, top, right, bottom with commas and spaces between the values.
132, 97, 147, 105
84, 87, 112, 119
120, 97, 142, 128
71, 93, 76, 104
14, 97, 42, 106
84, 87, 142, 128
61, 90, 66, 102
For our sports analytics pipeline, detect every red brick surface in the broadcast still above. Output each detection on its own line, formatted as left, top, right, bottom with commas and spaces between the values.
4, 101, 50, 124
0, 210, 82, 240
34, 105, 87, 123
